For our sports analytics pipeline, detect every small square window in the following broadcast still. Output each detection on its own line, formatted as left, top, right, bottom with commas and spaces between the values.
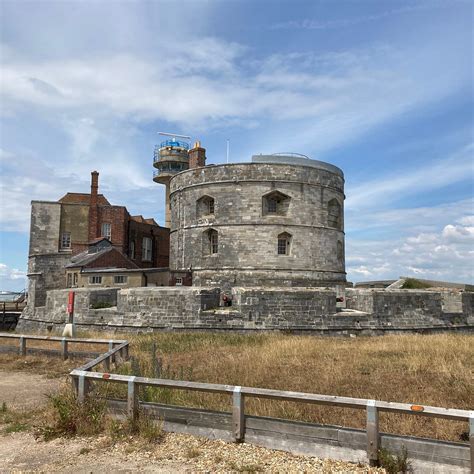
175, 277, 183, 286
114, 275, 127, 284
101, 223, 111, 239
61, 232, 71, 249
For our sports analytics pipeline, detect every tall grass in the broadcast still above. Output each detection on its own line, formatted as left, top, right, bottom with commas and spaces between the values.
108, 332, 472, 442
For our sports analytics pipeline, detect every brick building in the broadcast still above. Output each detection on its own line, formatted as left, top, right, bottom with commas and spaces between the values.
27, 171, 169, 307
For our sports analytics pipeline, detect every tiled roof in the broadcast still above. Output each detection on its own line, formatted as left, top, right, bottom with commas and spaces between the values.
131, 215, 159, 226
58, 193, 110, 205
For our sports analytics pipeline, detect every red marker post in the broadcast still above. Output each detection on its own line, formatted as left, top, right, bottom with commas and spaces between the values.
67, 291, 75, 323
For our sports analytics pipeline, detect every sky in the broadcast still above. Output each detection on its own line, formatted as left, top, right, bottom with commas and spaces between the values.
0, 0, 473, 291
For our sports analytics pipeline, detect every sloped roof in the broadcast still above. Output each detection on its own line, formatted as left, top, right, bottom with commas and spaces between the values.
58, 193, 110, 205
131, 215, 159, 226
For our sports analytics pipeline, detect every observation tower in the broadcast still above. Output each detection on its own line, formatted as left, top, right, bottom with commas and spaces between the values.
153, 132, 190, 227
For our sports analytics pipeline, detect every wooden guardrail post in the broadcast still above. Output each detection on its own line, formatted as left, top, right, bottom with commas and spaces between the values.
470, 412, 473, 471
78, 374, 90, 403
233, 386, 245, 442
366, 400, 379, 466
61, 338, 68, 360
127, 377, 138, 421
103, 356, 110, 371
19, 336, 26, 356
109, 341, 115, 364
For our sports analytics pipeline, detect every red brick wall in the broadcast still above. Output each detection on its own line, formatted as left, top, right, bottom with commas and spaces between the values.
188, 146, 206, 169
128, 221, 170, 268
97, 206, 129, 251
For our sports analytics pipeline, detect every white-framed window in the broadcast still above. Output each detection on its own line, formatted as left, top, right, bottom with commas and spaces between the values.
61, 232, 71, 249
101, 223, 111, 239
277, 232, 292, 255
130, 241, 135, 259
89, 276, 102, 284
142, 236, 152, 262
73, 273, 78, 287
175, 277, 183, 286
114, 275, 128, 284
67, 273, 72, 287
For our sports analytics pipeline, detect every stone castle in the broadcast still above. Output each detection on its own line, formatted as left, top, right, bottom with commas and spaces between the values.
17, 140, 474, 334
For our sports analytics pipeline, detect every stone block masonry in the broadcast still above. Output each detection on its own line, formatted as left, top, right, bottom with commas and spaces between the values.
17, 286, 474, 335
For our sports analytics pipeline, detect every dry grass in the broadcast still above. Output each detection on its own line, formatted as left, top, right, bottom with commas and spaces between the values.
1, 331, 472, 442
115, 332, 473, 442
0, 353, 81, 377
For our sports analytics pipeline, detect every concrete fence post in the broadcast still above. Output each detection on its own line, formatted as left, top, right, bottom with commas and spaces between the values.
19, 336, 26, 356
233, 386, 245, 442
61, 338, 68, 360
367, 400, 379, 466
127, 377, 138, 421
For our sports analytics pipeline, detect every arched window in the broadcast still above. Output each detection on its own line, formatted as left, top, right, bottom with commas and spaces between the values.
277, 232, 292, 255
328, 199, 341, 229
262, 191, 291, 216
197, 195, 215, 218
203, 229, 218, 255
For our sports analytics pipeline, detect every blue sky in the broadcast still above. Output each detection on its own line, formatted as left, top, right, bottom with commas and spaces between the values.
0, 0, 473, 291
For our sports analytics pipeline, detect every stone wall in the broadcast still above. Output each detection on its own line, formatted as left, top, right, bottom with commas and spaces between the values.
17, 286, 474, 335
29, 201, 62, 255
169, 163, 346, 288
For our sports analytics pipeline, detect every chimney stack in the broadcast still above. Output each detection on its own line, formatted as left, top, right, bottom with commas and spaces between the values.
188, 141, 206, 169
88, 171, 99, 242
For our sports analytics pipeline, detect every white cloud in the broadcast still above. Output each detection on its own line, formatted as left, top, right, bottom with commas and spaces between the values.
0, 263, 27, 291
347, 216, 474, 283
346, 143, 474, 211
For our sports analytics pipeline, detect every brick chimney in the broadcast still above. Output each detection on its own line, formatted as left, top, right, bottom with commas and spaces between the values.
88, 171, 99, 242
188, 141, 206, 169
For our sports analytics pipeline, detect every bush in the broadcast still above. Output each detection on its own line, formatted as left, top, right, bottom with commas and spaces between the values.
90, 301, 114, 309
401, 278, 431, 289
378, 446, 412, 473
37, 387, 107, 440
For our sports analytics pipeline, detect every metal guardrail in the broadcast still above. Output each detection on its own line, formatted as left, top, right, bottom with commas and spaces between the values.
157, 140, 190, 150
2, 333, 473, 468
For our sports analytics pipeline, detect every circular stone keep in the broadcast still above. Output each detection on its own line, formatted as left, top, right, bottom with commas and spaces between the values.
169, 156, 346, 288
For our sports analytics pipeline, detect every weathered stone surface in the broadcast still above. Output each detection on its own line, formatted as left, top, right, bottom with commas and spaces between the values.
169, 163, 346, 288
17, 286, 474, 335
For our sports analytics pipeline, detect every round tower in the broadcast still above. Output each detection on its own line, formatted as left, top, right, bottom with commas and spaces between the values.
169, 154, 346, 288
153, 134, 190, 227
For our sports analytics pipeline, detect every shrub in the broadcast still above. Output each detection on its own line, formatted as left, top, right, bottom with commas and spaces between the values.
37, 387, 107, 440
378, 446, 411, 473
90, 301, 114, 309
401, 278, 431, 289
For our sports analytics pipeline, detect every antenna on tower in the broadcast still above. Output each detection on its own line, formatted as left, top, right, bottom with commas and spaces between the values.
226, 139, 230, 164
158, 132, 191, 140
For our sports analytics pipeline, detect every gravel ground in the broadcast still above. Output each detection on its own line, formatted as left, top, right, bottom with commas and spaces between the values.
0, 429, 384, 473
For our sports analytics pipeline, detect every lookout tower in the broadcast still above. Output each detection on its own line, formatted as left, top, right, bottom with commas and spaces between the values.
153, 132, 190, 227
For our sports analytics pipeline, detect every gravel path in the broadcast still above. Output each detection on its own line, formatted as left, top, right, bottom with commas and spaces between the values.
0, 370, 383, 473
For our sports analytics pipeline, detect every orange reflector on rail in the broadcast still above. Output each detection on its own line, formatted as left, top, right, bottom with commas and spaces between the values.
411, 405, 424, 412
103, 373, 110, 379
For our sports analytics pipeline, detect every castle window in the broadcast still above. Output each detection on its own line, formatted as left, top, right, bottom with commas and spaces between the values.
262, 191, 290, 216
142, 237, 152, 262
89, 276, 102, 285
114, 275, 128, 284
277, 232, 292, 255
101, 223, 111, 239
203, 229, 218, 255
328, 199, 341, 229
61, 232, 71, 249
197, 195, 215, 218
